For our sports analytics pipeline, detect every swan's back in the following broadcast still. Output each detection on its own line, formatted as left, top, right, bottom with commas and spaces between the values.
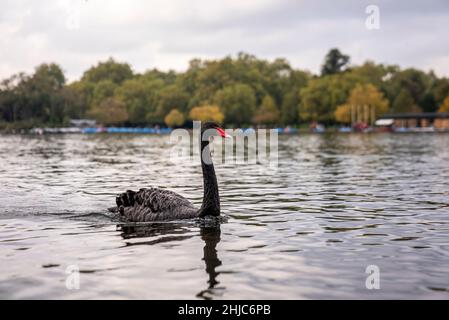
116, 187, 198, 222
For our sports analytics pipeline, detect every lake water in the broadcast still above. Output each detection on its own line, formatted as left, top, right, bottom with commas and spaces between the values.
0, 133, 449, 299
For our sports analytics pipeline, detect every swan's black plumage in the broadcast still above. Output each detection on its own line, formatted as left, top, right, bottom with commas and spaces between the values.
114, 122, 225, 222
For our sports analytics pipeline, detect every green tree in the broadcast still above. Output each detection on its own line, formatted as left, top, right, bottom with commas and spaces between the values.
0, 74, 25, 122
164, 109, 185, 127
152, 84, 189, 123
62, 81, 94, 119
214, 83, 256, 125
350, 61, 396, 90
321, 48, 350, 76
4, 53, 449, 129
14, 63, 67, 124
88, 97, 129, 125
431, 77, 449, 107
419, 92, 437, 113
33, 63, 66, 90
299, 75, 353, 123
116, 78, 162, 124
82, 58, 133, 85
91, 80, 117, 108
392, 89, 420, 113
386, 68, 431, 110
280, 90, 300, 125
253, 95, 279, 126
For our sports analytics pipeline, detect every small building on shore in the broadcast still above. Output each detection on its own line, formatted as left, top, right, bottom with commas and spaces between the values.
69, 119, 97, 127
376, 113, 449, 131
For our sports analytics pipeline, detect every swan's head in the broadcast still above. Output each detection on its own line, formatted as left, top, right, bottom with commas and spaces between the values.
202, 121, 231, 139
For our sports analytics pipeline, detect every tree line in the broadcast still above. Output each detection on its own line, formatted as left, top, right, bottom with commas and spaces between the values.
1, 49, 449, 129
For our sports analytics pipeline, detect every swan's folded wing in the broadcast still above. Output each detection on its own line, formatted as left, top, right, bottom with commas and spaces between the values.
136, 188, 194, 211
118, 187, 198, 221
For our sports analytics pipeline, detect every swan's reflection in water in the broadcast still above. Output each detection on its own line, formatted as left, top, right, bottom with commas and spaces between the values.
118, 223, 194, 245
196, 226, 223, 299
117, 223, 224, 299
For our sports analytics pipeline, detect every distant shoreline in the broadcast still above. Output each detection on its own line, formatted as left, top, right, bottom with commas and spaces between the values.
1, 126, 449, 135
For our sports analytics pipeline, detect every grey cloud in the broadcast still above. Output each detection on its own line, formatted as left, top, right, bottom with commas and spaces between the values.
0, 0, 448, 81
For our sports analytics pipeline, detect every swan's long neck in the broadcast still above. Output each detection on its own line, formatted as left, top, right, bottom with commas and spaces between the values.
198, 137, 220, 217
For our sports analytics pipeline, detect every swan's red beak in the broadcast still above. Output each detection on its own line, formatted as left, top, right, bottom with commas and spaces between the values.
216, 127, 231, 138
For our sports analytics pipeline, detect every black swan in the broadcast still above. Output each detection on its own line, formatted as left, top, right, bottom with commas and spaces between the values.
113, 122, 229, 222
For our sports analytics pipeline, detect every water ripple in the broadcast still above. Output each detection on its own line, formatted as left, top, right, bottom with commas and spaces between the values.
0, 133, 449, 299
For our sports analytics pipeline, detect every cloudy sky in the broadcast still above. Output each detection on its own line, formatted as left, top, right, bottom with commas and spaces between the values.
1, 0, 448, 81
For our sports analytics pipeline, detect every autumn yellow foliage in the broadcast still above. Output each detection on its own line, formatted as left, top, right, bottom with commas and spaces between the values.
164, 109, 185, 127
189, 105, 224, 123
335, 83, 389, 123
335, 104, 351, 123
438, 96, 449, 113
